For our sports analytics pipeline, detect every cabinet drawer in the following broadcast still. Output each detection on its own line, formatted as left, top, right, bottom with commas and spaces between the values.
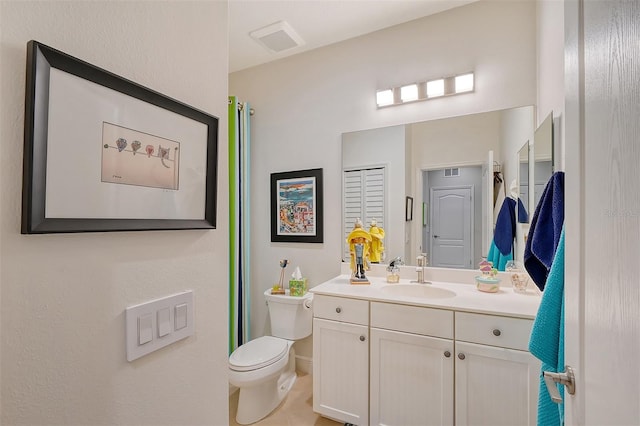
455, 312, 533, 351
313, 295, 369, 325
371, 302, 453, 339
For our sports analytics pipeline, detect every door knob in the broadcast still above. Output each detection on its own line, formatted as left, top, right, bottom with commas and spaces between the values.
433, 235, 440, 238
543, 366, 576, 403
359, 335, 366, 342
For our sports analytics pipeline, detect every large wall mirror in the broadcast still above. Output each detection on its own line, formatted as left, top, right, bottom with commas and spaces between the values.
342, 106, 535, 268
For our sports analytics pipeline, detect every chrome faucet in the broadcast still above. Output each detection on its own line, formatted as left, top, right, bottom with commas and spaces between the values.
415, 253, 430, 284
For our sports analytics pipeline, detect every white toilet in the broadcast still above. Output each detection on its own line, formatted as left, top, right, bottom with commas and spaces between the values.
229, 288, 313, 425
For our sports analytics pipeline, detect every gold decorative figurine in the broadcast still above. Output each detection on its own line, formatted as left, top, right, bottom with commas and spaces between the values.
368, 218, 385, 263
347, 218, 372, 284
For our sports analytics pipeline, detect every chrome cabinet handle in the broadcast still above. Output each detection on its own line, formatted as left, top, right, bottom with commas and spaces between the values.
493, 329, 501, 336
444, 351, 451, 358
359, 335, 366, 342
336, 307, 341, 313
458, 353, 465, 360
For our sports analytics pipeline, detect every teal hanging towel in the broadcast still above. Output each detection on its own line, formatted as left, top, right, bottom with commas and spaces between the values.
528, 226, 565, 426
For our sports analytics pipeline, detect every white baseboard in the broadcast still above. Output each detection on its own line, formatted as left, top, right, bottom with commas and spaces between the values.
295, 354, 313, 375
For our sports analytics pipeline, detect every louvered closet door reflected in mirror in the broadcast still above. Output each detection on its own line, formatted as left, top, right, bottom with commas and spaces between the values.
343, 167, 386, 261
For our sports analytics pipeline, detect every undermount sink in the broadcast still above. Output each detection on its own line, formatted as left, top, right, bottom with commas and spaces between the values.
381, 284, 456, 299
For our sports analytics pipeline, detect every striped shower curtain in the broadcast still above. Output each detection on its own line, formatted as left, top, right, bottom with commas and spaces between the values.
229, 96, 252, 354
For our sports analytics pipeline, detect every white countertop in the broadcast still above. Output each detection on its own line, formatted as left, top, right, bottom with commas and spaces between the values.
310, 274, 542, 319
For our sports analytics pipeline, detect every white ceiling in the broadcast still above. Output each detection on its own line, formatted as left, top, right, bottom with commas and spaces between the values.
228, 0, 477, 73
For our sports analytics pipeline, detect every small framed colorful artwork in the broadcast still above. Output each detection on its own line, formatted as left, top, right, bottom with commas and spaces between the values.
270, 168, 323, 243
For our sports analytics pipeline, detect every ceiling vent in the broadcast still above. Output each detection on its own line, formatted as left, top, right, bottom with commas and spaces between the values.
249, 20, 305, 53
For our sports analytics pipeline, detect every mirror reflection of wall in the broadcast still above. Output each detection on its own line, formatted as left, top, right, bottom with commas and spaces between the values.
341, 105, 535, 268
513, 141, 531, 266
342, 125, 406, 263
533, 112, 554, 211
517, 142, 530, 223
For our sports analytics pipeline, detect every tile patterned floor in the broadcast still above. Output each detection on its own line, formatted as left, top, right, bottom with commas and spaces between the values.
229, 373, 342, 426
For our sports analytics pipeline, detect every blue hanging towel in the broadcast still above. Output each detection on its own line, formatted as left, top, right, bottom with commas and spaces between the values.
489, 197, 516, 271
517, 198, 529, 223
524, 172, 565, 290
528, 226, 565, 426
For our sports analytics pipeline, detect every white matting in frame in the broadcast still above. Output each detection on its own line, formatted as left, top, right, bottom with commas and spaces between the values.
45, 68, 207, 220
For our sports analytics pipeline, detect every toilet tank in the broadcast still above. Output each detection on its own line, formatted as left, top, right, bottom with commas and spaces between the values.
264, 289, 313, 340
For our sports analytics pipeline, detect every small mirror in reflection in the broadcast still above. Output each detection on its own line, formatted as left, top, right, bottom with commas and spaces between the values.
533, 112, 554, 209
517, 141, 530, 224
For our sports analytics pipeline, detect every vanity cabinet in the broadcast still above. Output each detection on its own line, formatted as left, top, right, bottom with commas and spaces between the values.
313, 295, 370, 425
312, 292, 540, 426
454, 312, 540, 426
370, 302, 454, 426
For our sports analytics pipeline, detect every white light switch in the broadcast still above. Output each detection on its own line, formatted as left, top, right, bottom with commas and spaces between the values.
125, 290, 194, 362
138, 313, 153, 345
157, 307, 171, 337
175, 303, 187, 330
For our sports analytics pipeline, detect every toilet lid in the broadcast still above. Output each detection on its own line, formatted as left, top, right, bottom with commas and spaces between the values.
229, 336, 288, 372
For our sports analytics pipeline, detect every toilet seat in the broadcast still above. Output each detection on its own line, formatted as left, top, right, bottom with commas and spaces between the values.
229, 336, 288, 372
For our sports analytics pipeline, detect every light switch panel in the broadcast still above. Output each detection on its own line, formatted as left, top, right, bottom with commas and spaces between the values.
157, 307, 171, 337
125, 290, 194, 362
175, 303, 188, 330
138, 313, 153, 345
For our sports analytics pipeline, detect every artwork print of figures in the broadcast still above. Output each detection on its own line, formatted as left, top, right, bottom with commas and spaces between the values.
101, 122, 180, 190
276, 176, 316, 236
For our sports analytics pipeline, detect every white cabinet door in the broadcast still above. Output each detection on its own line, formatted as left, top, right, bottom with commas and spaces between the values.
455, 341, 540, 426
370, 327, 454, 426
313, 318, 369, 425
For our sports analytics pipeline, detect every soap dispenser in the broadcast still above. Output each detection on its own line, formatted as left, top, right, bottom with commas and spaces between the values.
386, 257, 403, 283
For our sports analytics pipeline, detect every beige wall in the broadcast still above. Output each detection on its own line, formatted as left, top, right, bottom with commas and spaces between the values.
537, 0, 565, 169
0, 1, 229, 425
229, 0, 537, 349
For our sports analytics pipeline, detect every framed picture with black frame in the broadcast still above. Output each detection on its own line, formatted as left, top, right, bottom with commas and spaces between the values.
21, 40, 218, 234
406, 196, 414, 221
270, 168, 323, 243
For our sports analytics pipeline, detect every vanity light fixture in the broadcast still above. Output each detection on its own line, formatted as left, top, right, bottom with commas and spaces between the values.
426, 79, 445, 98
400, 84, 419, 102
455, 73, 474, 93
376, 71, 474, 108
376, 89, 395, 107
